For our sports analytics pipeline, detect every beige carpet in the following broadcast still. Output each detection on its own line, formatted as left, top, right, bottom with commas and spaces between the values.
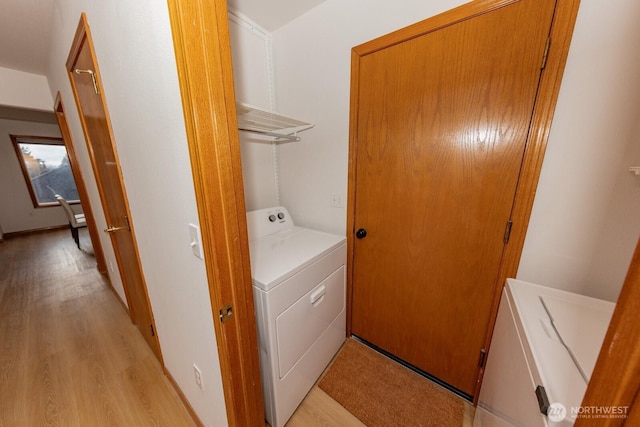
318, 339, 465, 427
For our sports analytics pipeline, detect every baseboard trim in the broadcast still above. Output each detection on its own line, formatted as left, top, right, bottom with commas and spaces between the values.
164, 368, 205, 426
3, 225, 68, 239
105, 279, 131, 317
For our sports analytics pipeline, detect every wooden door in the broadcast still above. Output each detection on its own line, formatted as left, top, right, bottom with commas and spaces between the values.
65, 15, 161, 361
350, 0, 558, 396
54, 93, 107, 274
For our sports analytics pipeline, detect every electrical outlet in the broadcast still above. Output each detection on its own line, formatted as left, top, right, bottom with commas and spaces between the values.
193, 364, 204, 390
330, 193, 344, 208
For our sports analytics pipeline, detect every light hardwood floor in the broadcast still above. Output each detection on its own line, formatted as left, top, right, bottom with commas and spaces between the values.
1, 229, 475, 427
0, 229, 195, 426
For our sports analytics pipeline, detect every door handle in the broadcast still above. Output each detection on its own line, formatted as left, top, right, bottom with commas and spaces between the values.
356, 228, 367, 239
74, 69, 100, 95
104, 225, 127, 233
310, 285, 326, 305
104, 216, 131, 233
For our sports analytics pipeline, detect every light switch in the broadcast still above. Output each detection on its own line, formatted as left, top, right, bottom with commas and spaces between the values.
189, 223, 204, 259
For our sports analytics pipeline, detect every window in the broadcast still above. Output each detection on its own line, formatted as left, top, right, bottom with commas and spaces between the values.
11, 135, 80, 208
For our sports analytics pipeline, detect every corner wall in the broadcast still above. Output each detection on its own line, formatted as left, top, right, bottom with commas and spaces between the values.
517, 0, 640, 301
0, 67, 53, 111
228, 12, 279, 211
46, 1, 228, 425
582, 119, 640, 301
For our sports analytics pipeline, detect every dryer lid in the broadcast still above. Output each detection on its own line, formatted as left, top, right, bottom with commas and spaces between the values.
249, 227, 345, 291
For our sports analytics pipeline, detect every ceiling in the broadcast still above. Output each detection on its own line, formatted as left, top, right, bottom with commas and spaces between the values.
226, 0, 326, 32
0, 0, 326, 77
0, 0, 54, 76
0, 0, 324, 121
0, 0, 55, 121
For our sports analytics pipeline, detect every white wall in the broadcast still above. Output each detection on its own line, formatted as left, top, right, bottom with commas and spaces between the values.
0, 67, 62, 235
0, 118, 67, 233
228, 12, 279, 211
517, 0, 640, 301
584, 122, 640, 301
0, 67, 53, 111
47, 1, 227, 425
269, 0, 640, 300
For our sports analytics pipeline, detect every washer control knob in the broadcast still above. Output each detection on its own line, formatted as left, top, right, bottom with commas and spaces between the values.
277, 212, 285, 220
356, 228, 367, 239
268, 214, 276, 222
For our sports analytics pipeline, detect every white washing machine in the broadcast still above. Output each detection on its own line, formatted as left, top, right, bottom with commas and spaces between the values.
246, 206, 347, 427
474, 279, 615, 426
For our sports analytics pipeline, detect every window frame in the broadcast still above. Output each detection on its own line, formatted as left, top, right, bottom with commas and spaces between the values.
10, 135, 80, 208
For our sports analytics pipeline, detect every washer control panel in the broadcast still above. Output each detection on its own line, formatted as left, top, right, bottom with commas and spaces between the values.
246, 206, 294, 240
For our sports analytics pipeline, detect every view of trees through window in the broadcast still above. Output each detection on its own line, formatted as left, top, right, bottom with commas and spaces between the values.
11, 136, 80, 207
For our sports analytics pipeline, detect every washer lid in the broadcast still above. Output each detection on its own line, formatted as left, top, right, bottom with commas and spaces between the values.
540, 293, 614, 381
507, 279, 614, 423
249, 226, 346, 291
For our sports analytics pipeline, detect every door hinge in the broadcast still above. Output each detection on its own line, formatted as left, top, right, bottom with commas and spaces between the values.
478, 348, 487, 367
503, 221, 513, 243
219, 304, 233, 323
149, 323, 155, 336
541, 37, 551, 69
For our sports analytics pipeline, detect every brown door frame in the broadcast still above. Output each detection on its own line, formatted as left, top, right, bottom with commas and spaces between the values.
346, 0, 581, 402
53, 92, 107, 274
167, 0, 265, 425
65, 14, 162, 361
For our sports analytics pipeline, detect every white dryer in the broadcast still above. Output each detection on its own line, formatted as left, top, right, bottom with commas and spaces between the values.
246, 206, 347, 427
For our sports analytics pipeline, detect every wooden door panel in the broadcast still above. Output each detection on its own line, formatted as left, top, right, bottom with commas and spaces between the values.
55, 93, 107, 274
66, 15, 161, 361
351, 0, 556, 395
73, 43, 129, 222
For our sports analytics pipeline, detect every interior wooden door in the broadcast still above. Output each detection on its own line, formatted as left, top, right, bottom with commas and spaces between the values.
350, 0, 558, 396
54, 93, 107, 274
65, 15, 162, 361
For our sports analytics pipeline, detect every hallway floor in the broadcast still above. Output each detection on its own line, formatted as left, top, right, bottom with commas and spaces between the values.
1, 228, 476, 426
0, 229, 194, 426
